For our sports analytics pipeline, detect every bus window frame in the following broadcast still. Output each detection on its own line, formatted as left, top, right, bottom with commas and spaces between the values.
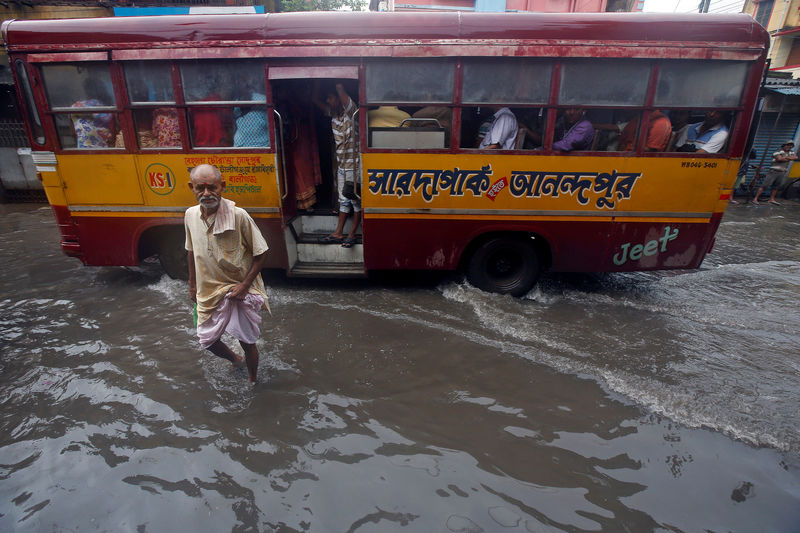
119, 58, 186, 154
38, 61, 127, 153
177, 59, 275, 153
360, 56, 755, 158
20, 52, 759, 159
12, 58, 46, 147
121, 61, 187, 153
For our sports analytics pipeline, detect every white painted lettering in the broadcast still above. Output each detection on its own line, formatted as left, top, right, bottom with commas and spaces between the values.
613, 242, 630, 266
612, 227, 681, 266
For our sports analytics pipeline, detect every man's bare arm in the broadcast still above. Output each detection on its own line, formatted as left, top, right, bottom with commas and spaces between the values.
187, 252, 197, 302
335, 83, 351, 108
311, 80, 327, 113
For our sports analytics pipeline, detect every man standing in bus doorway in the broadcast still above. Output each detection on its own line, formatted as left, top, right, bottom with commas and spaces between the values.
753, 141, 797, 205
185, 164, 270, 383
313, 82, 361, 248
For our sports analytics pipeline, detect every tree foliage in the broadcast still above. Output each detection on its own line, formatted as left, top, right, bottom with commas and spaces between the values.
277, 0, 365, 12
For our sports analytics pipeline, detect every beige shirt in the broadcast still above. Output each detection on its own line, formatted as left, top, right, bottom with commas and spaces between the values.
368, 106, 410, 128
185, 198, 269, 325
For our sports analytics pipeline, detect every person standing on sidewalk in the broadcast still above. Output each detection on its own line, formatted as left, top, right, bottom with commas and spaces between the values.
754, 141, 797, 205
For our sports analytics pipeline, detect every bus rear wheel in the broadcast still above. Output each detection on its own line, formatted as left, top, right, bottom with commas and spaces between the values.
157, 230, 188, 280
467, 236, 540, 296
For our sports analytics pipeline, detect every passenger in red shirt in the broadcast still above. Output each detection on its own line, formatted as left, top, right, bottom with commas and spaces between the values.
191, 92, 233, 147
618, 110, 672, 152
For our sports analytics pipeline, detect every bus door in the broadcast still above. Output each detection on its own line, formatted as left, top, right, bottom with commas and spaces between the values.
268, 66, 365, 277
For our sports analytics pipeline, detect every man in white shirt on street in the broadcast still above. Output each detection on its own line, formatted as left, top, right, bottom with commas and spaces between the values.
754, 141, 797, 205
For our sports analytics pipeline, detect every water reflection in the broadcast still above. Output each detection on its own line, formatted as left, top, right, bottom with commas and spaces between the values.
0, 204, 798, 531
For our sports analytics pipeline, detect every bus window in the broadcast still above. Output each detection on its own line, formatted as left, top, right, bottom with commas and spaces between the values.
40, 63, 120, 149
559, 59, 649, 107
668, 109, 734, 154
552, 60, 651, 152
365, 59, 454, 149
462, 106, 547, 150
587, 109, 641, 152
656, 60, 748, 108
366, 59, 454, 103
124, 61, 181, 149
459, 59, 552, 151
131, 108, 181, 148
124, 61, 174, 104
550, 108, 596, 152
180, 60, 268, 148
13, 60, 45, 145
462, 59, 551, 105
655, 62, 745, 155
367, 105, 449, 149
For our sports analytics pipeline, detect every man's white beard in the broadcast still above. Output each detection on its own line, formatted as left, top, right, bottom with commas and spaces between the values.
200, 196, 220, 211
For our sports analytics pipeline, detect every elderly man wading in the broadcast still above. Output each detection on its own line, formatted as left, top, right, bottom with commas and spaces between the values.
185, 164, 269, 382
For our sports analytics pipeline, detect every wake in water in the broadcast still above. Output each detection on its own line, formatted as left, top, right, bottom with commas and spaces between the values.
439, 261, 800, 453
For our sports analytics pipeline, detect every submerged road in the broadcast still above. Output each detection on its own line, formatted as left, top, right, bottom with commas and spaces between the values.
0, 202, 798, 532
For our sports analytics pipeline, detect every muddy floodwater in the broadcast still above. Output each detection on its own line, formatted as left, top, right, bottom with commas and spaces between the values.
1, 202, 799, 532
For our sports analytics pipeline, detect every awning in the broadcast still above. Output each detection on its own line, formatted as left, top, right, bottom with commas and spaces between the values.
764, 87, 800, 95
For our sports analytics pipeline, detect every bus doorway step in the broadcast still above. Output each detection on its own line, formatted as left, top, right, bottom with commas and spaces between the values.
289, 261, 366, 278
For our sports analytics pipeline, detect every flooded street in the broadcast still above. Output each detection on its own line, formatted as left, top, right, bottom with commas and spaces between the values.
1, 202, 799, 532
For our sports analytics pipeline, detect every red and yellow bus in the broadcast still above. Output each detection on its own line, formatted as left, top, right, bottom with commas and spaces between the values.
3, 12, 769, 295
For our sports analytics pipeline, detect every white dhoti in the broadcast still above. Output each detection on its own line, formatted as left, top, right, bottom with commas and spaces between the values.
196, 293, 264, 348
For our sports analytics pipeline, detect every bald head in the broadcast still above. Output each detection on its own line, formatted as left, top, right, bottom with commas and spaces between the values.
190, 163, 222, 183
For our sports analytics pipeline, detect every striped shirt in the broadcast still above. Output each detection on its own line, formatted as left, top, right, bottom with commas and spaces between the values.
328, 96, 358, 170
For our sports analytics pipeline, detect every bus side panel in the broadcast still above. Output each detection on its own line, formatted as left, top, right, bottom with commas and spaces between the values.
363, 217, 721, 273
362, 217, 615, 272
59, 154, 144, 206
607, 217, 723, 272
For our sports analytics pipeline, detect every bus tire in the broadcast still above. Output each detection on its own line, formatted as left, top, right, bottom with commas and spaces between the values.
157, 231, 188, 280
467, 236, 540, 296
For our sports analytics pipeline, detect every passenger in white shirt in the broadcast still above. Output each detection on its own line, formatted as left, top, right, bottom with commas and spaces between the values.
479, 107, 518, 150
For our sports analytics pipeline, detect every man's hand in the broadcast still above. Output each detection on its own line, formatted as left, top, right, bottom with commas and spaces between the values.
227, 282, 250, 301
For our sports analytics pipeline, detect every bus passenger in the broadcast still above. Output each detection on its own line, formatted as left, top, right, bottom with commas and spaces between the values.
70, 78, 114, 149
368, 106, 410, 128
192, 86, 234, 147
669, 110, 691, 150
553, 108, 594, 152
185, 164, 270, 383
233, 93, 270, 147
152, 107, 181, 147
618, 110, 672, 152
478, 106, 518, 149
275, 82, 321, 211
675, 110, 729, 154
313, 82, 361, 248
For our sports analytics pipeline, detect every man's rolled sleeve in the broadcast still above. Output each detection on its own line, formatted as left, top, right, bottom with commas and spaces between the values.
702, 130, 728, 154
488, 115, 515, 146
184, 216, 193, 252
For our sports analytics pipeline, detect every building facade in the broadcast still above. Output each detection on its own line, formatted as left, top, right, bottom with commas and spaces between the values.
744, 0, 800, 77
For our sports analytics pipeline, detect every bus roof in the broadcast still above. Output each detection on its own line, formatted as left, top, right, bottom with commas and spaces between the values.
3, 12, 769, 52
